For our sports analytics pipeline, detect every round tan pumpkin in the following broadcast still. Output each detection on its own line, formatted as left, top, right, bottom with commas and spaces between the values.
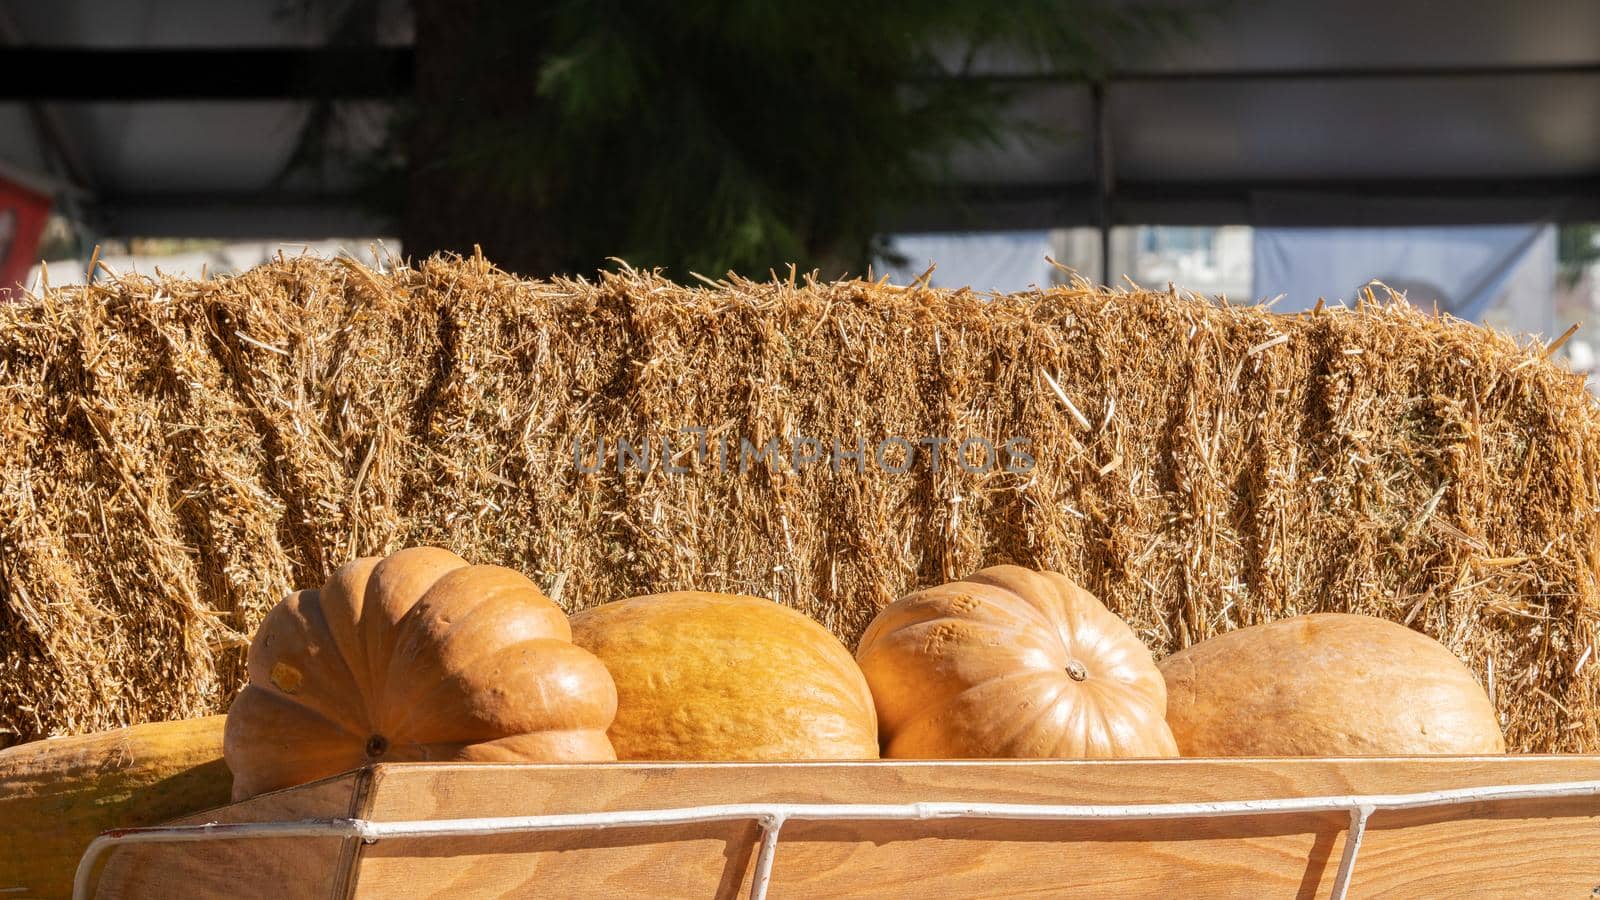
855, 565, 1178, 759
1160, 613, 1505, 756
570, 592, 878, 760
225, 547, 617, 800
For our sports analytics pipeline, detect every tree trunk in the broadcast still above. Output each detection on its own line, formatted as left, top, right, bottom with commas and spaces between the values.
402, 0, 557, 276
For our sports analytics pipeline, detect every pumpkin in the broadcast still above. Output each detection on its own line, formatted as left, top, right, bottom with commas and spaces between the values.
1, 716, 230, 900
855, 565, 1177, 759
570, 592, 878, 760
1160, 613, 1505, 756
225, 547, 617, 800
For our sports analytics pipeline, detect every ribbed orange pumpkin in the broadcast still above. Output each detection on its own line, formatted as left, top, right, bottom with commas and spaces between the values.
224, 547, 617, 800
856, 565, 1177, 759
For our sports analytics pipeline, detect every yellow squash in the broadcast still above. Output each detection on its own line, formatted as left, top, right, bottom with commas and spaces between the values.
571, 592, 879, 760
0, 716, 230, 899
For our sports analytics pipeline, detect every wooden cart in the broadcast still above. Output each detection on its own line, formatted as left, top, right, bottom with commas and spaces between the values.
79, 756, 1600, 898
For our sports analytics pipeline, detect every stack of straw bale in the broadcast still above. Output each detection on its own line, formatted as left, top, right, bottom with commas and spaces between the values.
3, 254, 1597, 751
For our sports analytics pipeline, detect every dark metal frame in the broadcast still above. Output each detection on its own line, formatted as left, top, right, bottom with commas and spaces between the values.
0, 47, 1594, 236
0, 48, 412, 100
4, 47, 1594, 101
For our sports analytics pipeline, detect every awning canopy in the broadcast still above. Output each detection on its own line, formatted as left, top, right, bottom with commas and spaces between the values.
932, 0, 1600, 230
0, 0, 1594, 238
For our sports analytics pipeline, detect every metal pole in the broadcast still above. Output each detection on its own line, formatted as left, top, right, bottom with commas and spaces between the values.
1091, 80, 1113, 286
1329, 803, 1374, 900
748, 814, 785, 900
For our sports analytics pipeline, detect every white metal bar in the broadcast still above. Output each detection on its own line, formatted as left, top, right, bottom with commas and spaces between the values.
1329, 803, 1374, 900
74, 778, 1600, 899
749, 814, 785, 900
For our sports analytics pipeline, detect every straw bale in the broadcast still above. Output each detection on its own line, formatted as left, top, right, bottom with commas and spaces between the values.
3, 254, 1598, 751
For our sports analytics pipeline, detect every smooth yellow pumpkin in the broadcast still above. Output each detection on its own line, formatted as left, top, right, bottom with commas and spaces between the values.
856, 565, 1177, 759
1, 716, 230, 899
1160, 613, 1505, 756
225, 547, 617, 800
570, 592, 878, 760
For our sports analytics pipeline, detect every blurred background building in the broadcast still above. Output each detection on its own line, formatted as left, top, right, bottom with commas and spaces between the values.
0, 0, 1596, 376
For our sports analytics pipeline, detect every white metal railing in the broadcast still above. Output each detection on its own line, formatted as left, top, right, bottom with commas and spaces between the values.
73, 779, 1600, 900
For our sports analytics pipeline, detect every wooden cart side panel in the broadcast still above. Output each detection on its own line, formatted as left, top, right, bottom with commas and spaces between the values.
1356, 796, 1600, 897
352, 812, 1600, 900
91, 771, 367, 899
355, 823, 768, 900
352, 815, 1358, 899
85, 760, 1600, 899
343, 758, 1600, 899
360, 756, 1600, 819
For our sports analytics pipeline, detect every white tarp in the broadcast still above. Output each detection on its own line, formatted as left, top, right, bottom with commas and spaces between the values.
877, 231, 1058, 292
23, 238, 400, 291
1252, 223, 1558, 338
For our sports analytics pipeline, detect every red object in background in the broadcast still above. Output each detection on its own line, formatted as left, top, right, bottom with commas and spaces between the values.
0, 174, 52, 297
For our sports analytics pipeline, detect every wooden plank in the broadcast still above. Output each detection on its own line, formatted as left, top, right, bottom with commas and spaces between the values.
85, 758, 1600, 898
345, 757, 1600, 899
90, 770, 367, 899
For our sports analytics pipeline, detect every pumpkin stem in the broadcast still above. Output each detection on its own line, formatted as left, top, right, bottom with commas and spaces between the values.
1065, 661, 1088, 682
364, 734, 389, 758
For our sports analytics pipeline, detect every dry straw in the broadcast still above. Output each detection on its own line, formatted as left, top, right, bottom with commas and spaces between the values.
3, 253, 1598, 751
